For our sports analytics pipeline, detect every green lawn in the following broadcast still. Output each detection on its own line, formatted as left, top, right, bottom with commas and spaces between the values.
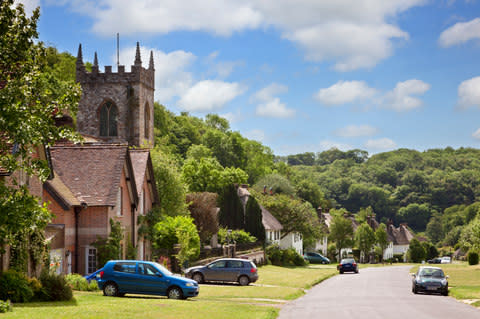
1, 265, 337, 319
411, 262, 480, 306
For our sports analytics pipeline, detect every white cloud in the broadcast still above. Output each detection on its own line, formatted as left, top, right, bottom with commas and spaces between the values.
256, 98, 295, 118
178, 80, 245, 112
457, 77, 480, 109
383, 79, 430, 111
118, 46, 196, 103
253, 83, 288, 102
365, 138, 397, 150
473, 128, 480, 140
63, 0, 426, 71
253, 83, 295, 118
244, 129, 266, 142
335, 125, 378, 137
205, 51, 243, 78
315, 80, 377, 105
439, 18, 480, 47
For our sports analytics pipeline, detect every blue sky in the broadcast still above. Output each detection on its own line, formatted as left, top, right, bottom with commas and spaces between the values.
20, 0, 480, 156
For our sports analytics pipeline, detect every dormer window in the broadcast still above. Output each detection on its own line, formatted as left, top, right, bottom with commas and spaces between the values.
99, 101, 118, 137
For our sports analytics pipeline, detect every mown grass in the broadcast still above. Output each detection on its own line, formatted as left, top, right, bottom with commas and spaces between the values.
2, 265, 337, 319
411, 262, 480, 305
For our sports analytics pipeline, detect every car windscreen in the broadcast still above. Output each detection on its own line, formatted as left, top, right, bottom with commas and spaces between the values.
152, 262, 173, 276
419, 268, 444, 278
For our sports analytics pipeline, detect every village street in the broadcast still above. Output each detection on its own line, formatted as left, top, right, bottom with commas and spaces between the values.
278, 266, 480, 319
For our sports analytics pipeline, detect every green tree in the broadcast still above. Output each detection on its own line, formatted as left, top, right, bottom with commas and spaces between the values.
408, 238, 425, 263
295, 179, 325, 208
328, 215, 354, 260
426, 213, 443, 244
354, 223, 376, 263
0, 1, 79, 259
375, 223, 389, 262
153, 216, 200, 263
150, 147, 187, 216
254, 173, 295, 196
398, 203, 432, 231
459, 217, 480, 251
245, 196, 265, 242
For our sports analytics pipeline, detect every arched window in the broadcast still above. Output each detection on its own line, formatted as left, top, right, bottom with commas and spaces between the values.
144, 102, 150, 139
99, 101, 117, 136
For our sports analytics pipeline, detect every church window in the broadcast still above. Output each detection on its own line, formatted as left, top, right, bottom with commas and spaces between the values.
144, 103, 150, 139
99, 101, 118, 136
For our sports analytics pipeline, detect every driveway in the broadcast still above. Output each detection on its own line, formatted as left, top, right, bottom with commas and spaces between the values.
278, 265, 480, 319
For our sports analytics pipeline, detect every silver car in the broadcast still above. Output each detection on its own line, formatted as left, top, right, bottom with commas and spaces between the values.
185, 258, 258, 286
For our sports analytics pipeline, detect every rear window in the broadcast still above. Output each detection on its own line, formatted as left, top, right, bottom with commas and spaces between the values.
341, 259, 355, 264
228, 260, 244, 268
113, 262, 136, 273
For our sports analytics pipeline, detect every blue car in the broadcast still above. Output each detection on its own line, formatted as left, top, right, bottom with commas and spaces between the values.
97, 260, 199, 299
337, 258, 359, 274
84, 268, 103, 282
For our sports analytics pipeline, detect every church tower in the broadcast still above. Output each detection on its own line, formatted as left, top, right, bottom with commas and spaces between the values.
75, 43, 155, 147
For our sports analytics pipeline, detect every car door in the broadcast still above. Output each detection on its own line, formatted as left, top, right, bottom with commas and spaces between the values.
111, 262, 137, 292
204, 260, 228, 282
226, 260, 244, 282
136, 262, 169, 295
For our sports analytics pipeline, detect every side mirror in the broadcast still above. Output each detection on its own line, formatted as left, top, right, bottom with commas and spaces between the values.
410, 273, 416, 277
156, 272, 162, 277
446, 275, 449, 279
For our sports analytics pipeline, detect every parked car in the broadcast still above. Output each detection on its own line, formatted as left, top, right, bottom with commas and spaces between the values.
337, 258, 359, 274
427, 258, 442, 264
440, 256, 451, 264
303, 252, 330, 264
97, 260, 199, 299
411, 266, 448, 296
185, 258, 258, 286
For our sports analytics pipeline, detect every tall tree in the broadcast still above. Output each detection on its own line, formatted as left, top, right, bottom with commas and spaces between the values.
244, 196, 265, 242
329, 215, 354, 260
218, 184, 244, 230
375, 223, 389, 262
354, 223, 376, 263
0, 1, 79, 260
186, 192, 219, 243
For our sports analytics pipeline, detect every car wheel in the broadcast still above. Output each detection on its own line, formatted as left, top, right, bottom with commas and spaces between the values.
339, 270, 344, 274
103, 282, 118, 297
238, 275, 250, 286
192, 272, 204, 284
413, 286, 418, 294
442, 288, 449, 296
167, 286, 183, 300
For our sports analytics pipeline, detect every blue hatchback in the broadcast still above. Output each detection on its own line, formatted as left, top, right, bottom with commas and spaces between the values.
97, 260, 199, 299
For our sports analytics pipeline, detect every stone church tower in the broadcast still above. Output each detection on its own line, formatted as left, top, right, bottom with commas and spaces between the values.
75, 43, 155, 147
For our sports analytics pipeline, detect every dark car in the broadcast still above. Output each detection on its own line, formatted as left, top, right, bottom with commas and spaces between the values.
427, 257, 442, 264
97, 260, 199, 299
412, 266, 448, 296
303, 252, 330, 264
185, 258, 258, 286
337, 258, 359, 274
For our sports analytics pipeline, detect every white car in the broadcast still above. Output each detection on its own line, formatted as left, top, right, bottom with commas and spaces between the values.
440, 256, 451, 264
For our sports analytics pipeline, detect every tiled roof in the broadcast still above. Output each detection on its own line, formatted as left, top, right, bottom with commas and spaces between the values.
129, 149, 149, 196
49, 143, 129, 207
44, 174, 81, 209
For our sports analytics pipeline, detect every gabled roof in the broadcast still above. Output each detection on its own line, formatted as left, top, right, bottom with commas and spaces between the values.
129, 149, 159, 204
49, 143, 137, 207
44, 174, 81, 210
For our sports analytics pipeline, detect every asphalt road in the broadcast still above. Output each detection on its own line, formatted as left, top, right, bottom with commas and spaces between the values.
278, 265, 480, 319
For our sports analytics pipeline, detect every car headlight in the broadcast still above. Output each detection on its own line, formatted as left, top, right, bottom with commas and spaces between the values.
185, 282, 195, 287
441, 279, 447, 286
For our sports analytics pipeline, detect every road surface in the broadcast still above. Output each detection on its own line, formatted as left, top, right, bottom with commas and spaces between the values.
278, 265, 480, 319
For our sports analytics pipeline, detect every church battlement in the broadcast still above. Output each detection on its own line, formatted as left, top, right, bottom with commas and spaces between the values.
76, 43, 155, 90
75, 42, 155, 148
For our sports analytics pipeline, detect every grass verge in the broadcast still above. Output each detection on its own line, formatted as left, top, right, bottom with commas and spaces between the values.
1, 265, 337, 319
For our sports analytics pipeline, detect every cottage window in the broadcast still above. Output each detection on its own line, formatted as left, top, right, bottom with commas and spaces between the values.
99, 101, 118, 137
86, 247, 97, 274
139, 191, 144, 216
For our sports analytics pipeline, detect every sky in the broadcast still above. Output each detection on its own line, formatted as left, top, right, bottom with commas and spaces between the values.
18, 0, 480, 156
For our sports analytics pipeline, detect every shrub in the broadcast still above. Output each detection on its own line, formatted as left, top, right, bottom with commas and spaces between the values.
0, 300, 12, 313
266, 245, 283, 265
88, 280, 99, 291
65, 274, 94, 291
0, 269, 34, 303
39, 271, 73, 301
218, 228, 256, 244
468, 251, 479, 265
